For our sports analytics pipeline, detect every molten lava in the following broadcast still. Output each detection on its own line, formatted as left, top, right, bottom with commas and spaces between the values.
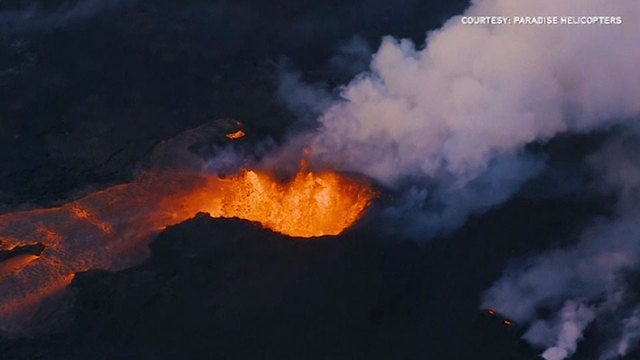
174, 167, 374, 237
225, 129, 246, 140
0, 166, 374, 330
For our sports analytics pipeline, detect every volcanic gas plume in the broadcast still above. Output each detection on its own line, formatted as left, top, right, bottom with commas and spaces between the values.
275, 0, 640, 239
273, 0, 640, 357
0, 123, 374, 333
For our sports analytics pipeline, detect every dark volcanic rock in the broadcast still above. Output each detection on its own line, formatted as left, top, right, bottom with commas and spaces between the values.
0, 0, 469, 211
0, 183, 609, 360
0, 208, 575, 360
0, 243, 45, 263
67, 215, 383, 360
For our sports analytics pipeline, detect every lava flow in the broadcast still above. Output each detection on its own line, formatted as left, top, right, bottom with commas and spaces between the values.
174, 166, 375, 238
0, 163, 374, 331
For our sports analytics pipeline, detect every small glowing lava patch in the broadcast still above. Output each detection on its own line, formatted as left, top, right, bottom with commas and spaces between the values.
225, 129, 246, 140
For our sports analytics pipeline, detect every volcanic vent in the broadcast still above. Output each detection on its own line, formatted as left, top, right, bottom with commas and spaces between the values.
0, 119, 375, 332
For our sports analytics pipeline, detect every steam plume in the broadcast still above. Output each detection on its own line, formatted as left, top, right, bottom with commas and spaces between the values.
275, 0, 640, 355
280, 0, 640, 237
483, 131, 640, 358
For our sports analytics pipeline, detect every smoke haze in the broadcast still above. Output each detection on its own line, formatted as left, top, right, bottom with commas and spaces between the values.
276, 0, 640, 357
1, 0, 639, 357
277, 0, 640, 237
483, 130, 640, 358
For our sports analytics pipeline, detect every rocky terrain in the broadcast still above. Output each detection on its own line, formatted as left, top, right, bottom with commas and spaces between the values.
0, 1, 630, 359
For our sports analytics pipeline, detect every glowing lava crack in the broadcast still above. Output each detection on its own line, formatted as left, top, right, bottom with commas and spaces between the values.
0, 166, 374, 330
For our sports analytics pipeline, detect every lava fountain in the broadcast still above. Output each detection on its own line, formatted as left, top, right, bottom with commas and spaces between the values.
0, 124, 375, 333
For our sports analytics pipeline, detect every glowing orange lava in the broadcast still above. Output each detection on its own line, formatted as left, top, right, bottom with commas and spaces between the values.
171, 166, 375, 237
225, 129, 246, 140
0, 166, 374, 330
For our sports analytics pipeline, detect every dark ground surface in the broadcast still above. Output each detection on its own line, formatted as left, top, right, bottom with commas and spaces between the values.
0, 1, 623, 359
0, 0, 468, 210
0, 191, 606, 360
0, 160, 617, 360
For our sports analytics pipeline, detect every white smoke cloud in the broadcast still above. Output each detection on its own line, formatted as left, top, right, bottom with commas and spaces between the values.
380, 151, 545, 237
482, 130, 640, 358
309, 0, 640, 183
276, 64, 333, 124
274, 0, 640, 354
614, 307, 640, 357
327, 35, 373, 79
528, 301, 594, 359
275, 0, 640, 237
531, 301, 595, 360
276, 36, 372, 125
